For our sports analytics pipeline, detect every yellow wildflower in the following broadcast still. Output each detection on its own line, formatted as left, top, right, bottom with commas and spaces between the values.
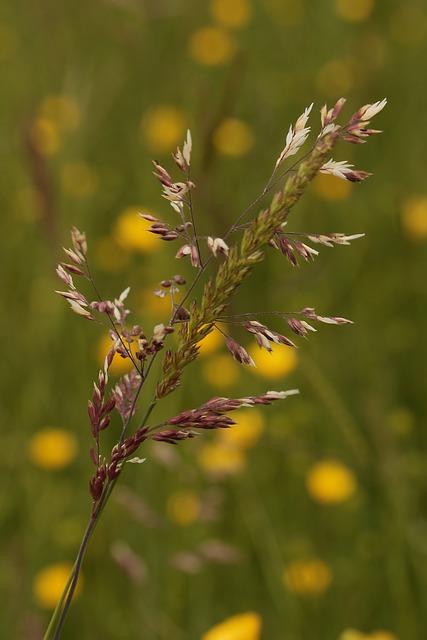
198, 326, 225, 356
188, 27, 235, 66
167, 490, 200, 526
333, 0, 374, 23
306, 459, 357, 504
33, 562, 83, 609
202, 353, 240, 388
198, 442, 245, 477
140, 105, 185, 153
202, 611, 262, 640
248, 343, 297, 379
401, 196, 427, 240
283, 557, 332, 595
218, 409, 265, 449
28, 428, 78, 470
210, 0, 253, 30
212, 119, 254, 157
114, 206, 160, 252
312, 173, 352, 201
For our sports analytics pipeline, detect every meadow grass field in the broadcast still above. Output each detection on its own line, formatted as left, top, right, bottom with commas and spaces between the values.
2, 1, 427, 639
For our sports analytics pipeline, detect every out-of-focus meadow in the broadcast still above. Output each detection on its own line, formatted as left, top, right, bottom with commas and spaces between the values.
2, 0, 427, 638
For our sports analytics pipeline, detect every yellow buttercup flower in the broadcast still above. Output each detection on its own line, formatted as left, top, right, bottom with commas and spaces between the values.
218, 409, 265, 449
28, 428, 78, 470
334, 0, 374, 23
248, 343, 297, 379
283, 558, 332, 595
188, 27, 235, 66
114, 206, 160, 253
140, 105, 185, 153
61, 161, 98, 198
401, 196, 427, 240
167, 490, 201, 526
198, 442, 246, 477
306, 459, 357, 504
202, 353, 240, 388
202, 611, 262, 640
212, 119, 254, 157
210, 0, 253, 30
312, 173, 352, 201
33, 563, 83, 609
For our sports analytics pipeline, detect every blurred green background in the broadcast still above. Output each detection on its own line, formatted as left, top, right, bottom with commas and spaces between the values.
2, 0, 427, 639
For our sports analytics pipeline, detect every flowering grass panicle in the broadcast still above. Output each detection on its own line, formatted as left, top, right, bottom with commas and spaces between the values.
45, 97, 386, 639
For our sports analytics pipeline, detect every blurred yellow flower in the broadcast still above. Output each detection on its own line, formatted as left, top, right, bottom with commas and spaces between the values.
202, 611, 262, 640
333, 0, 374, 23
210, 0, 253, 30
212, 119, 254, 157
312, 173, 352, 201
401, 196, 427, 240
139, 287, 174, 319
28, 428, 78, 470
97, 333, 139, 376
39, 95, 81, 132
306, 459, 357, 504
140, 105, 185, 153
202, 353, 240, 388
167, 489, 201, 526
198, 326, 225, 356
339, 630, 398, 640
283, 557, 332, 595
248, 343, 297, 379
93, 236, 130, 273
29, 117, 61, 156
218, 409, 265, 449
114, 206, 160, 252
33, 562, 83, 609
198, 442, 246, 477
61, 161, 98, 198
315, 58, 354, 97
188, 27, 236, 66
